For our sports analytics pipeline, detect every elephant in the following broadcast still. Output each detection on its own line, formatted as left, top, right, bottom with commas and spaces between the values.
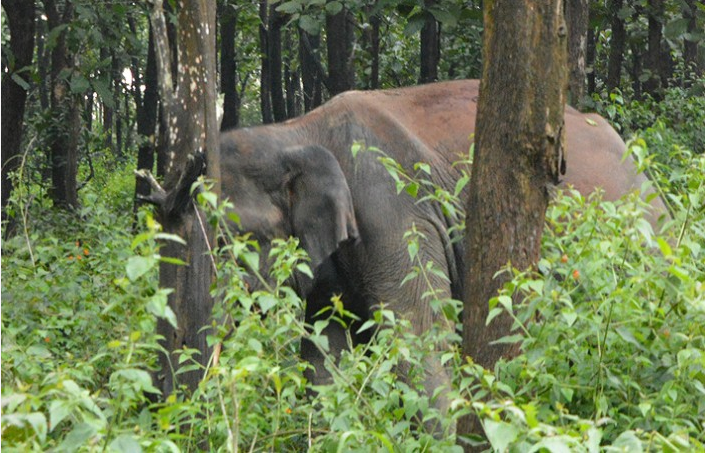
217, 79, 668, 422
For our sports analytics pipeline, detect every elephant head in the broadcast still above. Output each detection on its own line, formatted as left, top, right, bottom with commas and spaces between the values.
220, 141, 359, 291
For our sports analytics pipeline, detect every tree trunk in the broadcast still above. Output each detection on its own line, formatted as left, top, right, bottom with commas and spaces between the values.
284, 30, 301, 118
419, 0, 440, 84
369, 13, 381, 89
219, 2, 240, 130
644, 0, 668, 98
299, 29, 323, 111
259, 0, 273, 123
630, 40, 644, 100
683, 0, 700, 74
566, 0, 588, 106
269, 4, 287, 122
459, 0, 567, 447
1, 0, 36, 224
326, 7, 356, 95
134, 24, 159, 205
101, 47, 115, 153
149, 0, 220, 396
606, 0, 625, 92
36, 15, 50, 111
587, 25, 596, 94
45, 0, 80, 209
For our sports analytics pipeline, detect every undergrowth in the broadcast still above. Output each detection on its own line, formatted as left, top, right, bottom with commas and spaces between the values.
2, 130, 704, 451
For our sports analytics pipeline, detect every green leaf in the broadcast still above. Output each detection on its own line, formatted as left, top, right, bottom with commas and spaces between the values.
532, 437, 573, 453
611, 431, 643, 453
299, 15, 321, 35
656, 237, 672, 258
240, 251, 260, 273
11, 73, 30, 91
483, 419, 519, 453
405, 182, 419, 198
497, 295, 513, 311
258, 294, 278, 314
561, 309, 578, 327
25, 412, 48, 443
147, 291, 177, 328
49, 400, 72, 432
276, 0, 302, 14
429, 7, 458, 28
57, 422, 97, 453
404, 15, 426, 36
70, 73, 91, 94
92, 78, 115, 108
325, 1, 343, 15
126, 256, 156, 281
109, 434, 142, 453
113, 369, 160, 394
154, 233, 187, 245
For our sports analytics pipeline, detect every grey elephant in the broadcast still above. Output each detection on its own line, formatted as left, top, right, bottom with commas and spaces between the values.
218, 79, 668, 420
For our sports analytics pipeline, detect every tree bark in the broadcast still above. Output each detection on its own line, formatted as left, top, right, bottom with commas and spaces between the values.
459, 0, 567, 447
299, 29, 323, 111
419, 0, 440, 84
326, 7, 356, 95
284, 30, 301, 118
149, 0, 220, 396
683, 0, 700, 74
269, 4, 287, 122
1, 0, 36, 224
369, 12, 381, 89
606, 0, 626, 92
259, 0, 273, 123
587, 25, 596, 94
45, 0, 80, 209
644, 0, 668, 98
134, 24, 159, 205
101, 47, 115, 153
219, 2, 240, 130
566, 0, 588, 106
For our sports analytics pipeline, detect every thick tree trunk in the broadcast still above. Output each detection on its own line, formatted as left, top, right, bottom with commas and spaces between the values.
566, 0, 588, 106
45, 0, 80, 209
150, 0, 220, 396
606, 0, 626, 92
299, 30, 323, 111
419, 0, 440, 84
1, 0, 36, 224
219, 2, 240, 130
459, 0, 567, 448
269, 4, 287, 122
326, 7, 356, 95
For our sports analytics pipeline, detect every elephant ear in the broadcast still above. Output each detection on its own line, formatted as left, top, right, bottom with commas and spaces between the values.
285, 145, 359, 270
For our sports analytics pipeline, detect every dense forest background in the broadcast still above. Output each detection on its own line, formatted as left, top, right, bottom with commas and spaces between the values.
2, 0, 704, 451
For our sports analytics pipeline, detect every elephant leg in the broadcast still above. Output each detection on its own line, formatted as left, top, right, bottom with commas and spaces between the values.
301, 255, 357, 386
374, 226, 457, 434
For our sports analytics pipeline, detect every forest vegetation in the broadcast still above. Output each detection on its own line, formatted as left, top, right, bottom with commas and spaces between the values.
2, 0, 704, 451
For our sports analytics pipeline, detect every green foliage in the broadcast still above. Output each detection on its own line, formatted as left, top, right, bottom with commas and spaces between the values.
3, 102, 704, 451
591, 76, 705, 157
458, 144, 705, 451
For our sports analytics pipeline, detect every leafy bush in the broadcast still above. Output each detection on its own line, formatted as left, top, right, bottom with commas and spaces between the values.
3, 117, 703, 451
459, 145, 705, 451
